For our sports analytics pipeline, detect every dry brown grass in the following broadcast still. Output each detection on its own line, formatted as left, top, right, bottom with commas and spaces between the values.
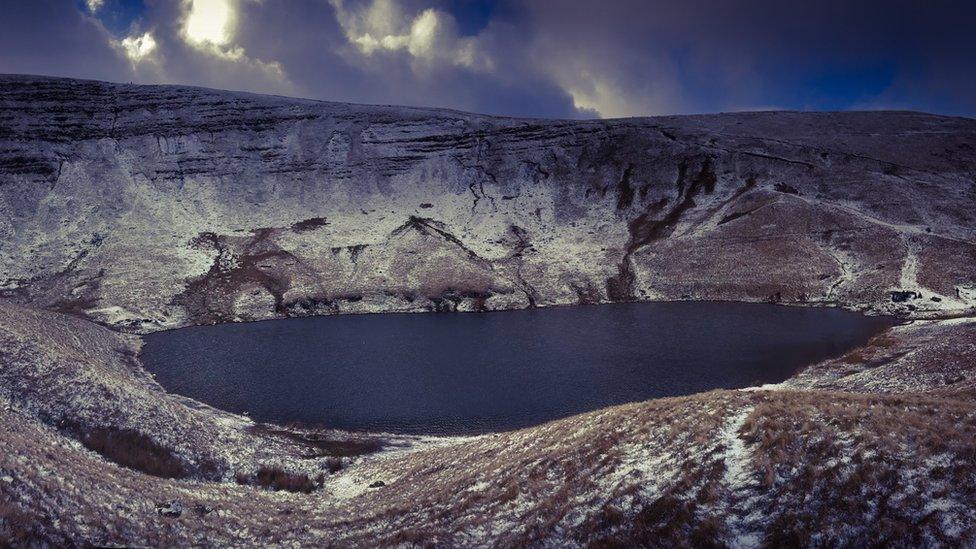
0, 495, 43, 546
66, 422, 188, 480
739, 390, 976, 546
3, 296, 975, 546
237, 467, 323, 493
3, 386, 975, 546
839, 332, 898, 364
247, 423, 386, 458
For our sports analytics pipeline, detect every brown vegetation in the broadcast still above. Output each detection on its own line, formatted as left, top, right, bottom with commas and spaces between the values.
67, 423, 188, 480
0, 494, 43, 546
237, 467, 323, 494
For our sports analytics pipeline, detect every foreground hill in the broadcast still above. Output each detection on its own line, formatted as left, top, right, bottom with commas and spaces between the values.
1, 75, 974, 331
1, 300, 974, 545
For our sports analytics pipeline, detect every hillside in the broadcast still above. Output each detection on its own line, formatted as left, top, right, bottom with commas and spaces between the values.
1, 76, 975, 546
1, 75, 974, 331
1, 300, 974, 545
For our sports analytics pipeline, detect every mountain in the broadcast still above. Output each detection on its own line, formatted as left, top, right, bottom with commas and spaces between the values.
1, 75, 974, 331
1, 76, 975, 546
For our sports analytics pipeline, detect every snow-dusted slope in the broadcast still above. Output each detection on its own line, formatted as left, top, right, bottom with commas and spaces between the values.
2, 75, 975, 331
1, 299, 974, 546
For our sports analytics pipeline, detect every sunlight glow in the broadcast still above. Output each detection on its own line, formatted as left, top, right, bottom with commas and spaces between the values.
183, 0, 234, 46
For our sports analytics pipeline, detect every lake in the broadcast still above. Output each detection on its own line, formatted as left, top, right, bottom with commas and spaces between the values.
140, 302, 892, 435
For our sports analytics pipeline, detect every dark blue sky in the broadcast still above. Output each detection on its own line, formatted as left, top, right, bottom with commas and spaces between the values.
4, 0, 975, 118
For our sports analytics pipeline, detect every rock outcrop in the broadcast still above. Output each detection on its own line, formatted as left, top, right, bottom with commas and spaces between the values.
2, 75, 974, 331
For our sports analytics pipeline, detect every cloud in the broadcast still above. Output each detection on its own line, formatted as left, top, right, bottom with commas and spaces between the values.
526, 25, 685, 118
511, 0, 976, 117
0, 0, 973, 119
330, 0, 488, 70
115, 31, 158, 65
138, 0, 296, 94
182, 0, 235, 47
178, 0, 249, 62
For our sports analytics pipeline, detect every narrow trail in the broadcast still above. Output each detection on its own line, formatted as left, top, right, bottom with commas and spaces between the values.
899, 235, 920, 290
718, 406, 762, 548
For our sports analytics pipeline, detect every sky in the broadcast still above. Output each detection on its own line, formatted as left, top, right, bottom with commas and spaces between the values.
1, 0, 974, 119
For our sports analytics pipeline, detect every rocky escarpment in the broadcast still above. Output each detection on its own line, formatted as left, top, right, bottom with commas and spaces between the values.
1, 75, 975, 331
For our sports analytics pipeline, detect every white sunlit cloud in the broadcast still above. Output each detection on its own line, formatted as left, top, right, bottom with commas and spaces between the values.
183, 0, 234, 48
529, 35, 686, 118
85, 0, 105, 13
330, 0, 487, 70
564, 76, 636, 119
180, 0, 248, 62
115, 31, 158, 64
560, 75, 679, 119
174, 0, 294, 93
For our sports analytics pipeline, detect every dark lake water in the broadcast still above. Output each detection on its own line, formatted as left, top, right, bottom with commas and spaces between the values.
140, 302, 892, 435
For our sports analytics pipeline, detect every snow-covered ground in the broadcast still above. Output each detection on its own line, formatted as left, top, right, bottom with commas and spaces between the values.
1, 76, 974, 332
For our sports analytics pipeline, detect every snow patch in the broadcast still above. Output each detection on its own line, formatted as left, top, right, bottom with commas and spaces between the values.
719, 407, 762, 548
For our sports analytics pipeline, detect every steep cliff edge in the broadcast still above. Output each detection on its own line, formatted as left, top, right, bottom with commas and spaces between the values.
2, 75, 975, 331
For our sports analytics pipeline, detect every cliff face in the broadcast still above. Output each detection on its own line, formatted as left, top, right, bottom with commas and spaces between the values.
2, 75, 975, 331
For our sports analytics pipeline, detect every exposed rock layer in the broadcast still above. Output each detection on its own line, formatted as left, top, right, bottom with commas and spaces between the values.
2, 76, 975, 331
